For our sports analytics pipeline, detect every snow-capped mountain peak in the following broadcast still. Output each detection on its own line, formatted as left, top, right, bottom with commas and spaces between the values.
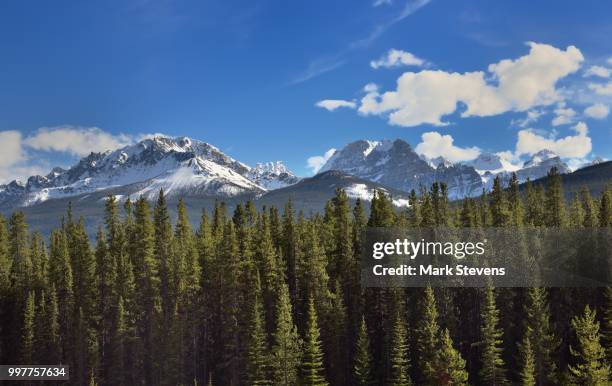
247, 161, 300, 190
523, 149, 558, 168
0, 135, 299, 208
469, 152, 504, 171
320, 138, 483, 199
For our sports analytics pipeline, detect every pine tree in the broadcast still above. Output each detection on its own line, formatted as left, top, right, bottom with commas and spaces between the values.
254, 212, 281, 336
0, 215, 9, 293
519, 332, 536, 386
388, 310, 412, 386
301, 296, 328, 386
174, 199, 201, 384
490, 176, 510, 227
108, 296, 126, 386
29, 232, 48, 293
20, 291, 35, 364
544, 167, 566, 227
9, 212, 32, 298
368, 190, 396, 227
45, 286, 61, 364
297, 221, 330, 324
569, 193, 585, 228
508, 173, 524, 226
68, 219, 98, 384
407, 190, 421, 227
326, 284, 348, 385
580, 187, 598, 228
420, 190, 435, 228
460, 198, 477, 228
282, 200, 298, 305
48, 229, 74, 364
272, 281, 302, 386
568, 305, 610, 385
154, 189, 175, 330
416, 286, 440, 385
0, 215, 11, 362
522, 287, 558, 384
354, 316, 374, 386
478, 286, 507, 385
95, 227, 117, 384
245, 273, 271, 386
603, 287, 612, 365
600, 187, 611, 227
437, 328, 468, 386
132, 197, 159, 384
524, 180, 545, 226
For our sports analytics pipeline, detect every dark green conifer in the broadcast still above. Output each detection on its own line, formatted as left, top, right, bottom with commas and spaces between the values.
478, 286, 507, 385
416, 286, 440, 385
353, 316, 374, 386
544, 167, 566, 227
272, 281, 302, 386
437, 328, 468, 385
245, 273, 271, 386
388, 310, 412, 386
301, 296, 328, 386
568, 305, 610, 384
522, 287, 558, 384
20, 291, 35, 364
519, 332, 536, 386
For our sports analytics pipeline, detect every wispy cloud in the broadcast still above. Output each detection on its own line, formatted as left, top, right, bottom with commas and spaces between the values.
373, 0, 393, 6
288, 55, 346, 85
290, 0, 431, 84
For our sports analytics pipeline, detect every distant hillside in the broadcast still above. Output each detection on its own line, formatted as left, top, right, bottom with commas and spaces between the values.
519, 161, 611, 198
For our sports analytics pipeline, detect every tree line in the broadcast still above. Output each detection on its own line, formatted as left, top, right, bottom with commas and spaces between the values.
0, 168, 611, 385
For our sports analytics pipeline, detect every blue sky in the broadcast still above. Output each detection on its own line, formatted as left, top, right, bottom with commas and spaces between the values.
0, 0, 611, 181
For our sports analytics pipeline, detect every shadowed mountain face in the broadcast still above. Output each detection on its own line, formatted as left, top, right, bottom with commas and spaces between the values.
4, 170, 409, 238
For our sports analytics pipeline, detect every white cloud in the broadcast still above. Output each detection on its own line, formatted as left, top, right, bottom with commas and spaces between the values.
584, 103, 610, 119
414, 131, 480, 162
307, 148, 336, 174
584, 65, 611, 78
0, 131, 48, 183
370, 49, 425, 69
315, 99, 357, 111
512, 109, 544, 128
24, 126, 133, 156
0, 131, 25, 168
608, 57, 612, 66
588, 81, 612, 96
551, 104, 576, 126
356, 42, 584, 127
566, 157, 590, 171
0, 126, 140, 183
515, 122, 592, 158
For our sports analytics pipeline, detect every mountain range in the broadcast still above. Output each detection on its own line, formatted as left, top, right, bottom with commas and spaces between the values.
0, 135, 608, 235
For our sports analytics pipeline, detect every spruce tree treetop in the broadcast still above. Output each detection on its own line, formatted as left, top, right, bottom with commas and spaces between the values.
568, 305, 610, 385
301, 296, 328, 386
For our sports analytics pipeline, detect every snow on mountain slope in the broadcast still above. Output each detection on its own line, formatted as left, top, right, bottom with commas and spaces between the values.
321, 139, 484, 199
247, 161, 300, 190
468, 152, 521, 175
0, 136, 298, 209
517, 150, 570, 181
344, 183, 410, 207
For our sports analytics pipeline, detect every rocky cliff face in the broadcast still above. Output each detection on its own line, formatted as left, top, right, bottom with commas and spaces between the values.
320, 139, 484, 199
